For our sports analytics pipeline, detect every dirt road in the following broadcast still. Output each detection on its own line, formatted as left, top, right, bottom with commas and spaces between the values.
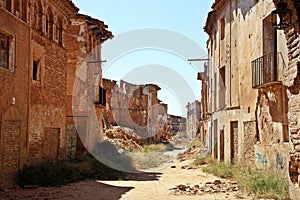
0, 158, 255, 200
100, 159, 254, 200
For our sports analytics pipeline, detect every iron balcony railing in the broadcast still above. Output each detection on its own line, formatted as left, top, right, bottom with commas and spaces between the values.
252, 52, 286, 88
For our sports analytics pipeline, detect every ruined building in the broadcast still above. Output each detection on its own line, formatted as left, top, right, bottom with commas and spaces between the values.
198, 63, 210, 149
186, 100, 201, 139
66, 14, 112, 159
0, 0, 78, 186
102, 79, 172, 143
204, 0, 300, 198
167, 114, 186, 138
0, 0, 112, 186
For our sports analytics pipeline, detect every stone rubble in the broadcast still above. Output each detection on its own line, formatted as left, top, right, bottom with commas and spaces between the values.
177, 146, 202, 161
171, 180, 239, 196
104, 126, 143, 151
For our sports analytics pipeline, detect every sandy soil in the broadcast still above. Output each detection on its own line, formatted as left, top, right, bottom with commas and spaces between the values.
101, 159, 255, 200
0, 159, 255, 200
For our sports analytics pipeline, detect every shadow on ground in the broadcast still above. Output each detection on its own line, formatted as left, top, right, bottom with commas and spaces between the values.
124, 171, 162, 181
0, 180, 134, 200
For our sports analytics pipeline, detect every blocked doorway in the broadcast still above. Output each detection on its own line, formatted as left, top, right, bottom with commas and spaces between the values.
42, 128, 60, 162
213, 119, 218, 159
220, 129, 224, 161
0, 120, 21, 186
230, 121, 238, 164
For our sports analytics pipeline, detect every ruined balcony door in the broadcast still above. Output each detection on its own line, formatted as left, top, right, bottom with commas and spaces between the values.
219, 67, 226, 110
263, 14, 277, 81
42, 128, 60, 162
220, 129, 224, 161
0, 120, 21, 185
230, 121, 238, 164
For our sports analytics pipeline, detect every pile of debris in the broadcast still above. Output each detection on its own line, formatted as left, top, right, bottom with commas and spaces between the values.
104, 126, 143, 151
171, 180, 239, 196
177, 146, 202, 161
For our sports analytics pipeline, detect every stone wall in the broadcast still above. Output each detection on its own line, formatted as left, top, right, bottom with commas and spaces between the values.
284, 29, 300, 190
186, 100, 201, 139
103, 79, 171, 143
279, 1, 300, 196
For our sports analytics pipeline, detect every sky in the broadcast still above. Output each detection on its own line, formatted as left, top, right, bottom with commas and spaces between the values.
72, 0, 214, 117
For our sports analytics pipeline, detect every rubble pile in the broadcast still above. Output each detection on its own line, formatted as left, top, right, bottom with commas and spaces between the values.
180, 164, 201, 170
177, 146, 202, 161
104, 126, 143, 151
171, 180, 239, 196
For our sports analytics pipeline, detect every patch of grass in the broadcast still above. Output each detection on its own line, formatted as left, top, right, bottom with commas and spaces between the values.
202, 161, 234, 179
18, 154, 126, 187
234, 167, 289, 199
128, 152, 161, 169
188, 138, 202, 149
142, 143, 167, 152
203, 162, 289, 199
193, 156, 216, 166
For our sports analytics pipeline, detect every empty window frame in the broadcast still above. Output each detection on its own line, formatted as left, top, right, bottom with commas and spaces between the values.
32, 60, 41, 81
97, 86, 106, 106
0, 30, 15, 72
220, 17, 225, 40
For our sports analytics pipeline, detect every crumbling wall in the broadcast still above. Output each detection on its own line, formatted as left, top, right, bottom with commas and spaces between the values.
255, 85, 289, 175
284, 29, 300, 190
104, 79, 170, 144
243, 121, 256, 166
279, 2, 300, 195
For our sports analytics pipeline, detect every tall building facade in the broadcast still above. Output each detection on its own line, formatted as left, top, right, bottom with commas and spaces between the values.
204, 0, 300, 198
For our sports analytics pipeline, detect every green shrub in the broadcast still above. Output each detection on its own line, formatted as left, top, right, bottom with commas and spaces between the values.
202, 162, 234, 178
128, 152, 161, 169
188, 138, 202, 148
142, 143, 167, 152
18, 154, 126, 187
193, 156, 216, 166
203, 162, 289, 199
234, 167, 289, 199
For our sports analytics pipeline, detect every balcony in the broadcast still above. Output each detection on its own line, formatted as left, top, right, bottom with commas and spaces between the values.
252, 53, 286, 88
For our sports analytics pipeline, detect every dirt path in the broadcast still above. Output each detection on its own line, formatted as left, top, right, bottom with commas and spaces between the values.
0, 159, 255, 200
100, 159, 254, 200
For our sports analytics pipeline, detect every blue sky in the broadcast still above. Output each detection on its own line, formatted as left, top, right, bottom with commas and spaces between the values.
72, 0, 214, 116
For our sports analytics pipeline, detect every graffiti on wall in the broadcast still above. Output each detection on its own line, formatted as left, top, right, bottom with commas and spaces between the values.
276, 153, 285, 169
256, 153, 268, 164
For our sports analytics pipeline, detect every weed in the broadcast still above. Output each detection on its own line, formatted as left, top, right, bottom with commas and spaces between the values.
202, 162, 233, 179
128, 152, 161, 169
193, 156, 216, 166
203, 162, 289, 199
188, 138, 202, 149
142, 143, 167, 152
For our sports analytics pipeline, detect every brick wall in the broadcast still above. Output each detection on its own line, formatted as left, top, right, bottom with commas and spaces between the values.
0, 8, 30, 186
28, 34, 68, 164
